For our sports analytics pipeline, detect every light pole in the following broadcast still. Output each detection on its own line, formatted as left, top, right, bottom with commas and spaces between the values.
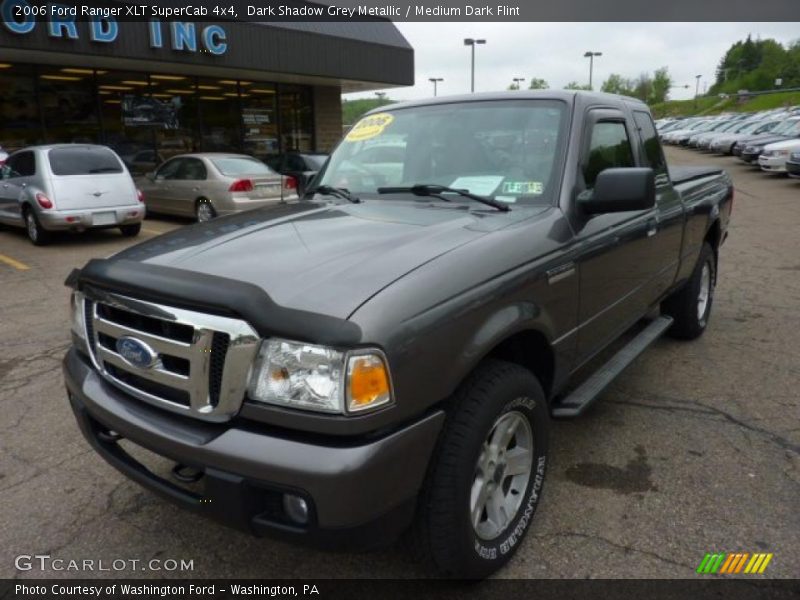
583, 51, 602, 90
512, 77, 525, 90
464, 38, 486, 93
694, 74, 702, 108
428, 77, 443, 96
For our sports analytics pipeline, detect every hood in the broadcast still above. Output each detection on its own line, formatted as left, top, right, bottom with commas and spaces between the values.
740, 134, 794, 147
110, 199, 545, 319
763, 139, 800, 152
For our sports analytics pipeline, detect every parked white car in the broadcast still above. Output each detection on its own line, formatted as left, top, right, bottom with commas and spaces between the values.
0, 144, 144, 245
758, 138, 800, 173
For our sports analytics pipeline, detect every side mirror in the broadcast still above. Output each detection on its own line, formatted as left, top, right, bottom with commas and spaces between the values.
578, 168, 655, 214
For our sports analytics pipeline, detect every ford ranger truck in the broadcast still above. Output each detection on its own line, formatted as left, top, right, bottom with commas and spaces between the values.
64, 91, 732, 578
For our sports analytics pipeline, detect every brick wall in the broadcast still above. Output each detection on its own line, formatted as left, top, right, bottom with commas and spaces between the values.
313, 85, 343, 153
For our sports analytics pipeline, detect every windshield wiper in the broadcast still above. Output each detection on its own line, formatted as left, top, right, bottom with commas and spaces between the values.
306, 184, 361, 204
377, 184, 510, 212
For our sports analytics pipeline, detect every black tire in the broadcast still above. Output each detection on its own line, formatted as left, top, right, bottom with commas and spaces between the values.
414, 359, 549, 578
196, 198, 216, 223
120, 223, 141, 237
662, 241, 716, 340
24, 207, 51, 246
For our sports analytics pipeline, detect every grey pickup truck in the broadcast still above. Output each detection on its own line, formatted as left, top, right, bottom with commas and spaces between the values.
63, 91, 732, 578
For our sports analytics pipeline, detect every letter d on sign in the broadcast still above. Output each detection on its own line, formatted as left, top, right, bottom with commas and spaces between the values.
90, 17, 118, 42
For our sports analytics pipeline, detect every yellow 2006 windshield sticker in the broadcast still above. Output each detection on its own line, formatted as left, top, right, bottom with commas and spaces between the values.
346, 113, 394, 142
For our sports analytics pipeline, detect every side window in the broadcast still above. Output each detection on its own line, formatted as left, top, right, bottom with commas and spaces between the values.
178, 158, 207, 180
286, 154, 306, 171
583, 121, 634, 188
633, 111, 667, 179
7, 152, 35, 178
156, 159, 182, 180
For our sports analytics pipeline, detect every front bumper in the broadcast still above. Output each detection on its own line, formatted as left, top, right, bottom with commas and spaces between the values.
758, 155, 788, 172
63, 348, 444, 549
39, 204, 144, 230
740, 151, 760, 163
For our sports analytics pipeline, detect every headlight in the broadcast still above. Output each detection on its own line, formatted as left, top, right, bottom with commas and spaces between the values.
70, 291, 86, 341
247, 339, 393, 415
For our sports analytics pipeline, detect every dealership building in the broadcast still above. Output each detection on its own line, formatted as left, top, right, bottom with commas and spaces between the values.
0, 5, 413, 168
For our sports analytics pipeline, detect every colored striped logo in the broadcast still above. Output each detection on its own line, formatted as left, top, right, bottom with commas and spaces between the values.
696, 552, 773, 574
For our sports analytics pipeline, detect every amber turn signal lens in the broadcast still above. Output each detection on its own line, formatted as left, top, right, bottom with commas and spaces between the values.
347, 354, 391, 412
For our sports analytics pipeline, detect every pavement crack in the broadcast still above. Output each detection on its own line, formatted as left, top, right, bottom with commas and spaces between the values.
610, 391, 800, 455
532, 530, 694, 570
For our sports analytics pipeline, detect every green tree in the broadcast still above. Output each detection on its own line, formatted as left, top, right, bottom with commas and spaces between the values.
341, 97, 393, 126
563, 81, 591, 90
709, 36, 800, 95
601, 73, 634, 95
650, 67, 672, 103
528, 78, 549, 90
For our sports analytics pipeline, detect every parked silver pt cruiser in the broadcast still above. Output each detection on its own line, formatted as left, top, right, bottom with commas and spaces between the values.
0, 144, 144, 245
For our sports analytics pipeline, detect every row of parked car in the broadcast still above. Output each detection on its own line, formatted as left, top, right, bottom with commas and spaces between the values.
656, 106, 800, 178
0, 144, 326, 245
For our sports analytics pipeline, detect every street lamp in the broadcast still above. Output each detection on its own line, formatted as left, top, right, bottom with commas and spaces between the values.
464, 38, 486, 93
694, 74, 702, 108
428, 77, 443, 96
583, 51, 602, 90
512, 77, 525, 90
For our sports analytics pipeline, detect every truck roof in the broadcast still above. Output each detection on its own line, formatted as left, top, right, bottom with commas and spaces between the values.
369, 89, 649, 114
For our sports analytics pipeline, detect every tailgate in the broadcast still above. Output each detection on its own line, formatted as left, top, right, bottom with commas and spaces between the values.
50, 174, 137, 210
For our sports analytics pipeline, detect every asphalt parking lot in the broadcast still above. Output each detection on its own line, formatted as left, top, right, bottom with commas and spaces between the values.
0, 146, 798, 579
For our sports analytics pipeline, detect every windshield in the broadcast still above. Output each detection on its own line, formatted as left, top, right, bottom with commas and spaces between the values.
49, 146, 122, 176
772, 119, 800, 135
317, 100, 568, 205
211, 157, 275, 176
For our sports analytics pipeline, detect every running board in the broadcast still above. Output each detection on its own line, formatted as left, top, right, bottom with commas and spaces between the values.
551, 315, 674, 418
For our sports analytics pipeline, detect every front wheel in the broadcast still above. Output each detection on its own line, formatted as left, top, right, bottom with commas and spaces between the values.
662, 241, 716, 339
414, 359, 549, 578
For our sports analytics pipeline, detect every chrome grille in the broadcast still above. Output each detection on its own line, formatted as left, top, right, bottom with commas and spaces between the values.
82, 289, 260, 422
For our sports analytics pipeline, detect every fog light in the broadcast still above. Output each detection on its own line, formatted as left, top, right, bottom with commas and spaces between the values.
282, 494, 309, 524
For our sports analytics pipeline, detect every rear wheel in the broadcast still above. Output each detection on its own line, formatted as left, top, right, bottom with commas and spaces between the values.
662, 241, 716, 339
414, 359, 549, 578
196, 198, 216, 223
119, 223, 141, 237
24, 207, 51, 246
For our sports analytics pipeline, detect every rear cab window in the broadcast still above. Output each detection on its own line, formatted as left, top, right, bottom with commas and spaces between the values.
633, 111, 669, 186
49, 147, 123, 176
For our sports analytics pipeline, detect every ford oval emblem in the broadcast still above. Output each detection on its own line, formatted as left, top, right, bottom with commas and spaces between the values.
116, 336, 158, 370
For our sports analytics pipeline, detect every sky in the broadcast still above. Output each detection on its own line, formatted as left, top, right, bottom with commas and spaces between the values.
345, 22, 800, 102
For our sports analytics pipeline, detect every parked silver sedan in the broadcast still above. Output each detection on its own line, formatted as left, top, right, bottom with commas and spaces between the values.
0, 144, 144, 245
139, 153, 297, 222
